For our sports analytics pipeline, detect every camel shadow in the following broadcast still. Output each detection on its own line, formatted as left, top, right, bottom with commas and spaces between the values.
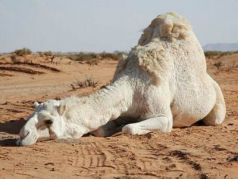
0, 119, 26, 146
0, 138, 18, 146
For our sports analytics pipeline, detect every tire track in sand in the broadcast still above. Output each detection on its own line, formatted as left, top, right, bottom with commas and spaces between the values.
65, 141, 116, 177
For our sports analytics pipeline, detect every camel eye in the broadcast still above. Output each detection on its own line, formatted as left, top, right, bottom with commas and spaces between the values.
45, 120, 53, 125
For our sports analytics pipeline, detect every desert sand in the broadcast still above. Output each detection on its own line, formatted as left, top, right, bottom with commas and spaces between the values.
0, 53, 237, 179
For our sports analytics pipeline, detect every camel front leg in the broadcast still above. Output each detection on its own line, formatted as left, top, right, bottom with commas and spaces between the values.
92, 117, 138, 137
122, 114, 173, 135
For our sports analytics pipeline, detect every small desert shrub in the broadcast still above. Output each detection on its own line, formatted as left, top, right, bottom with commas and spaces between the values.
71, 78, 98, 90
213, 61, 238, 71
100, 52, 120, 60
223, 62, 238, 72
85, 59, 99, 65
14, 48, 32, 56
214, 61, 222, 70
67, 52, 98, 62
38, 51, 53, 57
43, 51, 53, 56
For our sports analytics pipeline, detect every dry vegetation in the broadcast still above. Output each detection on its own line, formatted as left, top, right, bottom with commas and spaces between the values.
204, 51, 238, 59
70, 78, 98, 90
53, 51, 126, 65
1, 48, 128, 66
204, 51, 238, 72
14, 48, 32, 56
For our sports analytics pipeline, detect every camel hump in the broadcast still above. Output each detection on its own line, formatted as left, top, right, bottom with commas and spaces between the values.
138, 12, 192, 45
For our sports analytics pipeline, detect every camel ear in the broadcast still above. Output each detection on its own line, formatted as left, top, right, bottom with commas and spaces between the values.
34, 101, 40, 108
56, 104, 66, 116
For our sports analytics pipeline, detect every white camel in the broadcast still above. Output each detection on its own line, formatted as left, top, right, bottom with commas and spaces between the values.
17, 12, 226, 146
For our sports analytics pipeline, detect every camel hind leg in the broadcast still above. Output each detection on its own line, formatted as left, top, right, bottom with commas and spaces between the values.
203, 81, 226, 126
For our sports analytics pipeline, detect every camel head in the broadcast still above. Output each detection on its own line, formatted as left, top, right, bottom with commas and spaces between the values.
17, 100, 66, 146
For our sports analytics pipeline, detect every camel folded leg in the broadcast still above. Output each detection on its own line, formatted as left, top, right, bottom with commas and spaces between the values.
203, 81, 226, 125
91, 117, 137, 137
122, 114, 173, 135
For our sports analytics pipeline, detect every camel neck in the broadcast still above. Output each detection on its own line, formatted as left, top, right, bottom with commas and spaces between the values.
86, 78, 133, 127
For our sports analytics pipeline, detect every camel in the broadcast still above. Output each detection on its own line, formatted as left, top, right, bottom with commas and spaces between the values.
17, 12, 226, 146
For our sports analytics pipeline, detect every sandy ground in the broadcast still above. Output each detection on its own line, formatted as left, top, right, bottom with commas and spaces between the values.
0, 54, 237, 179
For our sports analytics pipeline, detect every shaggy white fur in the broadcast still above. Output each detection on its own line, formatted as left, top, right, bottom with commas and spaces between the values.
17, 12, 226, 146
